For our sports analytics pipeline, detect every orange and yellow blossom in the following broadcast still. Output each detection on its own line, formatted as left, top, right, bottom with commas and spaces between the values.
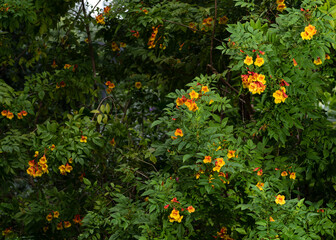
281, 171, 288, 177
218, 16, 228, 25
256, 182, 264, 191
215, 158, 225, 167
96, 14, 105, 24
184, 99, 199, 112
65, 163, 73, 173
201, 86, 209, 93
293, 58, 298, 66
203, 156, 212, 163
275, 195, 286, 205
174, 128, 183, 137
6, 111, 14, 119
64, 221, 71, 228
227, 150, 236, 159
277, 3, 286, 12
169, 209, 183, 223
80, 135, 87, 143
135, 82, 142, 89
290, 172, 296, 180
53, 211, 59, 218
59, 165, 67, 175
46, 213, 53, 222
273, 87, 288, 104
111, 42, 120, 52
187, 206, 195, 213
254, 55, 264, 67
1, 110, 7, 116
270, 216, 275, 222
189, 90, 199, 100
244, 55, 253, 65
64, 64, 71, 69
17, 112, 23, 119
314, 58, 322, 65
301, 24, 316, 40
56, 222, 63, 230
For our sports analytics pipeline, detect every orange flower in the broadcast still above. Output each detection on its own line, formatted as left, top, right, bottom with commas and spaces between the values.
189, 90, 199, 100
43, 226, 48, 232
56, 222, 63, 230
120, 42, 126, 48
80, 135, 87, 143
96, 14, 105, 24
104, 6, 111, 14
277, 3, 286, 12
64, 64, 71, 69
59, 165, 66, 175
201, 86, 209, 93
270, 216, 275, 222
187, 206, 195, 213
110, 138, 116, 146
51, 60, 58, 68
46, 213, 53, 222
290, 172, 296, 180
203, 156, 212, 163
227, 150, 236, 159
17, 112, 23, 119
218, 16, 228, 25
135, 82, 142, 89
256, 182, 264, 191
314, 58, 322, 65
65, 163, 73, 173
50, 144, 55, 151
215, 158, 225, 167
1, 110, 7, 116
254, 55, 264, 67
281, 171, 288, 177
174, 128, 183, 137
64, 221, 71, 228
169, 209, 183, 223
275, 194, 286, 205
53, 211, 59, 218
257, 169, 263, 176
6, 111, 14, 119
293, 58, 298, 67
21, 110, 27, 116
189, 22, 197, 33
111, 42, 120, 52
68, 158, 73, 164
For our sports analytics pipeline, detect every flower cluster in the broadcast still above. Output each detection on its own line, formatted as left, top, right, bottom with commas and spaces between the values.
244, 55, 264, 67
111, 41, 120, 52
241, 72, 266, 94
27, 154, 49, 177
46, 211, 59, 222
214, 227, 234, 239
57, 221, 71, 230
96, 14, 105, 25
59, 163, 73, 175
73, 214, 83, 225
202, 17, 213, 27
148, 26, 159, 49
80, 135, 87, 143
2, 227, 12, 236
131, 30, 139, 38
281, 171, 296, 179
218, 16, 228, 25
56, 81, 66, 89
175, 86, 209, 112
189, 22, 197, 33
276, 0, 286, 12
301, 24, 317, 40
1, 110, 27, 119
105, 81, 115, 94
164, 197, 195, 223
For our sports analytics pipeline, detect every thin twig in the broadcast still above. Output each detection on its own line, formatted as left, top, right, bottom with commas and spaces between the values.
210, 0, 218, 66
91, 95, 112, 121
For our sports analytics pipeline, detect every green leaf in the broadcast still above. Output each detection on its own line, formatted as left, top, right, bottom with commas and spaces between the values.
83, 178, 91, 186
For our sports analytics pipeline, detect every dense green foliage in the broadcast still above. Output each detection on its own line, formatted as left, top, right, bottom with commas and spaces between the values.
1, 0, 336, 239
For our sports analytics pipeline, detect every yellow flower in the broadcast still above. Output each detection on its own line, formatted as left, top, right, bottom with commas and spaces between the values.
270, 216, 275, 222
227, 150, 236, 159
305, 25, 317, 37
326, 54, 330, 60
46, 213, 53, 222
203, 156, 212, 163
281, 171, 288, 177
301, 31, 312, 40
209, 99, 214, 105
213, 165, 221, 172
187, 206, 195, 213
43, 226, 48, 232
120, 42, 126, 48
135, 82, 142, 89
256, 182, 264, 191
68, 158, 73, 164
65, 164, 73, 173
273, 87, 288, 104
244, 55, 253, 65
290, 172, 296, 180
64, 221, 71, 228
50, 144, 55, 151
218, 16, 228, 25
53, 211, 59, 218
111, 42, 120, 52
56, 222, 63, 230
80, 135, 87, 143
174, 128, 183, 137
64, 64, 71, 69
276, 0, 284, 3
277, 3, 286, 12
189, 90, 199, 100
169, 209, 183, 223
6, 111, 14, 119
201, 86, 209, 93
215, 158, 225, 167
314, 58, 322, 65
275, 194, 286, 205
254, 56, 264, 67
